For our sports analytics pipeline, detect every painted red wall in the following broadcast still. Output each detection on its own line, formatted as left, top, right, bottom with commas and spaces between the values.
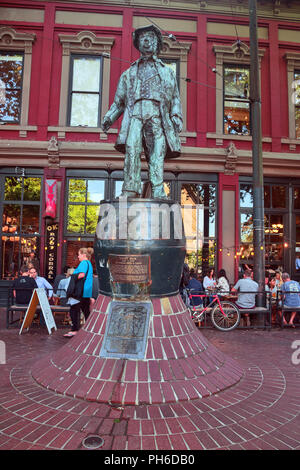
1, 1, 299, 155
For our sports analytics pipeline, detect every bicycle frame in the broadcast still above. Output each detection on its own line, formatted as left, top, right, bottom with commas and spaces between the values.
188, 292, 225, 318
186, 289, 241, 331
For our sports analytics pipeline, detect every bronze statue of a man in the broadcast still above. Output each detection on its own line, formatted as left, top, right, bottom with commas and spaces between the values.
102, 25, 183, 199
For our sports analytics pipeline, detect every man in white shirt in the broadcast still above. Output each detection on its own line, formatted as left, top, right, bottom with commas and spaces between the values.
29, 267, 53, 299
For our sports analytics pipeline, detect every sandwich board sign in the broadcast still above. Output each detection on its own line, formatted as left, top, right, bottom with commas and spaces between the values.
19, 288, 57, 335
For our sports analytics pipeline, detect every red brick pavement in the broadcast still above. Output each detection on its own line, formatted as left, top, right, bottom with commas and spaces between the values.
0, 314, 300, 450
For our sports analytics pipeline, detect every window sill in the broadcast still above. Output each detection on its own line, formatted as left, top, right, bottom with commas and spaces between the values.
281, 138, 300, 150
48, 127, 195, 142
207, 133, 272, 145
0, 125, 38, 137
48, 126, 118, 140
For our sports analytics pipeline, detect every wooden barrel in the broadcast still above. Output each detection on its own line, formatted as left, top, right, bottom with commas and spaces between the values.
94, 198, 186, 298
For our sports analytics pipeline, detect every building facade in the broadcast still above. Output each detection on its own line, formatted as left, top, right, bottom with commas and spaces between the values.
0, 0, 300, 287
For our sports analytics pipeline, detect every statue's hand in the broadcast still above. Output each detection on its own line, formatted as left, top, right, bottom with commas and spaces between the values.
171, 116, 182, 134
102, 116, 112, 133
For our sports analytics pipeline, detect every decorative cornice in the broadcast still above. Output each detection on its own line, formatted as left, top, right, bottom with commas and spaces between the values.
59, 30, 114, 56
0, 26, 36, 53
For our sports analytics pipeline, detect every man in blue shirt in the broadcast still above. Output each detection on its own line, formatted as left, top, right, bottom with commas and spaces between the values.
187, 271, 204, 307
29, 267, 53, 299
281, 272, 300, 327
29, 267, 53, 326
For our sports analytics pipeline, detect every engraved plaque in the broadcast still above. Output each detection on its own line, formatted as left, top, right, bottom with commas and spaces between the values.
100, 300, 152, 359
108, 254, 150, 284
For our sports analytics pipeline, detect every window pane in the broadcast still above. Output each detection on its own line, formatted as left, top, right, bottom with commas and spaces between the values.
21, 236, 39, 265
296, 215, 300, 252
294, 72, 300, 105
0, 54, 23, 88
23, 178, 41, 201
0, 54, 23, 123
224, 100, 250, 135
264, 185, 271, 208
224, 65, 249, 99
70, 93, 99, 127
241, 213, 253, 243
22, 205, 40, 234
2, 204, 20, 233
272, 185, 286, 208
67, 205, 85, 233
197, 184, 216, 207
296, 106, 300, 139
162, 59, 180, 88
294, 186, 300, 210
114, 181, 123, 198
0, 89, 22, 122
68, 179, 86, 202
240, 184, 253, 208
86, 205, 99, 233
268, 215, 284, 242
72, 57, 101, 92
1, 236, 20, 279
4, 177, 22, 201
87, 180, 104, 203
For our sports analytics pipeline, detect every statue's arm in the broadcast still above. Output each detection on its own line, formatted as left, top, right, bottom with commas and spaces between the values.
101, 74, 126, 132
170, 81, 183, 133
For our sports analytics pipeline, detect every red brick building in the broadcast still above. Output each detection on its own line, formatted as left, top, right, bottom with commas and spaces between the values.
0, 0, 300, 287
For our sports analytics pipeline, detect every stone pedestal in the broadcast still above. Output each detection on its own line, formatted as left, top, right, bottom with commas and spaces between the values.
31, 198, 244, 404
31, 293, 243, 405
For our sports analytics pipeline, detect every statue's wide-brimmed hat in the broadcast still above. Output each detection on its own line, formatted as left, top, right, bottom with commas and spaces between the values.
133, 25, 163, 54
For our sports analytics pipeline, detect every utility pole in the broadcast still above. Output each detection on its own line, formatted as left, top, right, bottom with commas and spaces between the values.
249, 0, 265, 317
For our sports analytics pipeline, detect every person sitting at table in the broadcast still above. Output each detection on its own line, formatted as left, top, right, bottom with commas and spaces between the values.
281, 272, 300, 328
231, 269, 258, 327
54, 268, 74, 306
187, 270, 204, 307
12, 265, 37, 305
216, 269, 230, 296
203, 268, 217, 305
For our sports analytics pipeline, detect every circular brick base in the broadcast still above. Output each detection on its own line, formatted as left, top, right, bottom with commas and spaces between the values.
31, 294, 244, 405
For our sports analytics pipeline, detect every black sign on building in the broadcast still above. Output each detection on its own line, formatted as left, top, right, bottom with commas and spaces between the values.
45, 222, 58, 282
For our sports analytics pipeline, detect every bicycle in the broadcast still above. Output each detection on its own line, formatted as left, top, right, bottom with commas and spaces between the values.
186, 289, 240, 331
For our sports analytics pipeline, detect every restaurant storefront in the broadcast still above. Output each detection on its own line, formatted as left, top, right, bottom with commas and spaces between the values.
1, 167, 299, 285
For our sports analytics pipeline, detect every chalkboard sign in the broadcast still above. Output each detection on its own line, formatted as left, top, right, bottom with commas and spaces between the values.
19, 288, 57, 335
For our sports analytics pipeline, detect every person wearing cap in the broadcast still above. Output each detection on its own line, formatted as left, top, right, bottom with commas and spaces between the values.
102, 25, 183, 199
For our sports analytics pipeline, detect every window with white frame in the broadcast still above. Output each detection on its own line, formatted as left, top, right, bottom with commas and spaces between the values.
68, 54, 103, 127
0, 27, 35, 130
0, 52, 23, 123
285, 53, 300, 143
294, 70, 300, 139
223, 64, 250, 135
212, 41, 264, 143
58, 31, 114, 133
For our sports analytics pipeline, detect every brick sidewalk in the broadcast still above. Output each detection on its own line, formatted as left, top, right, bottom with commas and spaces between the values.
0, 320, 299, 450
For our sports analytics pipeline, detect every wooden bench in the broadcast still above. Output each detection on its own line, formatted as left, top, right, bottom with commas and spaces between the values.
6, 287, 70, 328
276, 290, 300, 328
6, 303, 70, 328
237, 306, 271, 329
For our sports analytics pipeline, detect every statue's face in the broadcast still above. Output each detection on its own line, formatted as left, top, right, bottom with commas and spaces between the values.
138, 31, 158, 56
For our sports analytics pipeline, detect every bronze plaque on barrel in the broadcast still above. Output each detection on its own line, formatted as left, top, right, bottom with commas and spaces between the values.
108, 254, 150, 284
100, 300, 152, 359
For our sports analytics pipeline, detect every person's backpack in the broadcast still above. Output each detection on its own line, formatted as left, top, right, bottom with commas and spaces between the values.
66, 262, 90, 300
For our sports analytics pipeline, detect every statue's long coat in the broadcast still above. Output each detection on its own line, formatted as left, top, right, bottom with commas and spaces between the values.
104, 58, 183, 159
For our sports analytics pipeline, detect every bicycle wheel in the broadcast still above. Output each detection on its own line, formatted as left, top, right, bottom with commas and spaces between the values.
211, 301, 240, 331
